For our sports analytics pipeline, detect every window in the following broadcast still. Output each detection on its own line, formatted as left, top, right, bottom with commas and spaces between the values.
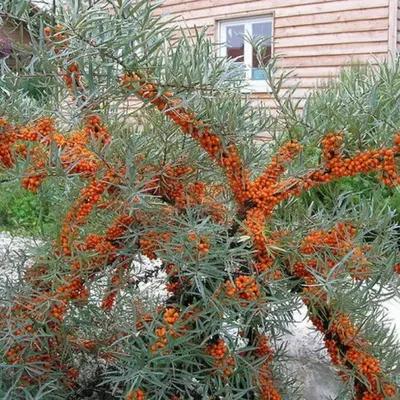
219, 16, 273, 92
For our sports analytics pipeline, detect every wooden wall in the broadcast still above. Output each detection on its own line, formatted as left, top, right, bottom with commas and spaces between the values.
398, 0, 400, 52
154, 0, 391, 108
0, 19, 30, 45
0, 18, 31, 69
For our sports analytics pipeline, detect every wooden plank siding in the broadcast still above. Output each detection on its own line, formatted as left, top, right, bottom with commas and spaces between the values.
154, 0, 392, 111
0, 19, 31, 70
389, 0, 399, 54
398, 0, 400, 52
0, 19, 30, 46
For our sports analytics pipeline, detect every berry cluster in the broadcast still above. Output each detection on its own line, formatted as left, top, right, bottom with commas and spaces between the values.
296, 223, 373, 281
150, 307, 186, 354
311, 313, 397, 399
251, 140, 303, 191
0, 115, 111, 195
126, 389, 146, 400
257, 362, 282, 400
0, 118, 16, 167
188, 233, 210, 256
394, 263, 400, 274
120, 72, 250, 205
3, 204, 136, 386
55, 277, 89, 305
205, 338, 235, 378
284, 222, 398, 399
241, 333, 281, 400
163, 307, 180, 325
225, 275, 260, 302
2, 290, 75, 386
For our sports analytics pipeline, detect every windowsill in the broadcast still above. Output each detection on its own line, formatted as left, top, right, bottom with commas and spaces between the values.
242, 81, 272, 94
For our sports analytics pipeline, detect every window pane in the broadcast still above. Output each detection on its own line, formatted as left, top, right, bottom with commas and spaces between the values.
253, 21, 272, 40
252, 22, 272, 80
226, 25, 244, 62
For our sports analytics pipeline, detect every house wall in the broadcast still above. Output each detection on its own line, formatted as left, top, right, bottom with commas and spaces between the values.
0, 19, 29, 44
154, 0, 391, 108
0, 18, 31, 69
397, 0, 400, 52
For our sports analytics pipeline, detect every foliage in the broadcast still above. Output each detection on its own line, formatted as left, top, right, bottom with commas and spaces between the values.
0, 176, 60, 235
0, 181, 41, 230
266, 58, 400, 223
0, 1, 399, 400
268, 60, 400, 146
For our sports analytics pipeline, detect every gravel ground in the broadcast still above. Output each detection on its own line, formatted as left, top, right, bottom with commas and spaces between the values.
1, 231, 399, 400
0, 231, 42, 283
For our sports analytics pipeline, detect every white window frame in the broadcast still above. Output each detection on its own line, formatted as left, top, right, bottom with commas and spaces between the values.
218, 15, 273, 93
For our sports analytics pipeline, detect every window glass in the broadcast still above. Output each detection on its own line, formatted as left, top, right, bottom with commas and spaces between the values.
219, 17, 273, 90
252, 22, 272, 80
226, 25, 244, 62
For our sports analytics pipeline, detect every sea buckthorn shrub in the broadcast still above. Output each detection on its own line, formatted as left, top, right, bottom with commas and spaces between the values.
269, 60, 400, 225
0, 1, 399, 399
